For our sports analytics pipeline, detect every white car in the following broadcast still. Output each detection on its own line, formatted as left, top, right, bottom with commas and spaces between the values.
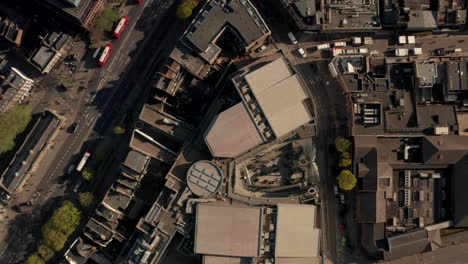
298, 48, 306, 58
340, 194, 345, 204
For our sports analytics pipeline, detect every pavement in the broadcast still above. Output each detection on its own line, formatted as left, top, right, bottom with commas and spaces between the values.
0, 0, 183, 262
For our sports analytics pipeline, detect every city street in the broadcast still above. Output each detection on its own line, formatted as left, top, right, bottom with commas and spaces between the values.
0, 0, 186, 262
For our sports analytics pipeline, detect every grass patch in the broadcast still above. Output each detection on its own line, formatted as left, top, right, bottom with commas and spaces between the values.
0, 104, 32, 154
95, 6, 119, 32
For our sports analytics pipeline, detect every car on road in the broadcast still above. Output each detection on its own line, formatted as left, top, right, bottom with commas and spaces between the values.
67, 123, 78, 133
340, 193, 345, 204
341, 236, 347, 246
288, 32, 298, 45
317, 43, 330, 50
0, 191, 10, 205
333, 185, 339, 196
67, 164, 76, 175
73, 178, 83, 193
298, 48, 306, 58
11, 205, 22, 213
58, 175, 67, 184
256, 45, 266, 52
339, 223, 345, 232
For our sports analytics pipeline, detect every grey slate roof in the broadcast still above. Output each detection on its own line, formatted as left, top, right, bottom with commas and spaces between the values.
183, 0, 270, 57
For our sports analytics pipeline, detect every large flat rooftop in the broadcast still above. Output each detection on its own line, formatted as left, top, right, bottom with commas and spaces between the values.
275, 204, 320, 259
194, 204, 263, 257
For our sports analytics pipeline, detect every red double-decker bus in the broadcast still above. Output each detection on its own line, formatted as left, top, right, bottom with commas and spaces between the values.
98, 44, 113, 67
113, 16, 129, 39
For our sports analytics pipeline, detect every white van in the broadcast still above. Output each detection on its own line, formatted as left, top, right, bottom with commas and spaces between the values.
298, 48, 306, 58
288, 32, 298, 45
334, 42, 347, 47
317, 43, 330, 50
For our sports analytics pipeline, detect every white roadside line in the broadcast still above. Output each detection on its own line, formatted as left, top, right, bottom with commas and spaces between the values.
0, 230, 17, 259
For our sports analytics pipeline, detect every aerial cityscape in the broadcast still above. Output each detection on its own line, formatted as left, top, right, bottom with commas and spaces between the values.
0, 0, 467, 264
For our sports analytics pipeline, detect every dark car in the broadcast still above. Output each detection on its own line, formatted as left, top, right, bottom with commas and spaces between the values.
11, 205, 22, 213
58, 176, 67, 184
67, 123, 79, 133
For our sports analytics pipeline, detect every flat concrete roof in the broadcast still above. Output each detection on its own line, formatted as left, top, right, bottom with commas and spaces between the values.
275, 204, 320, 258
457, 112, 468, 136
276, 257, 321, 264
205, 102, 264, 158
203, 255, 244, 264
139, 104, 192, 142
243, 57, 312, 137
195, 204, 263, 257
122, 150, 149, 174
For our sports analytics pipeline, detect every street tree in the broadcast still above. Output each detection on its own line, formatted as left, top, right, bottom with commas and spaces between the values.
38, 244, 55, 261
335, 137, 351, 153
25, 254, 45, 264
41, 224, 67, 252
113, 124, 125, 134
185, 0, 199, 8
49, 201, 82, 236
82, 167, 96, 181
338, 158, 352, 168
79, 192, 95, 208
177, 4, 193, 20
337, 170, 357, 190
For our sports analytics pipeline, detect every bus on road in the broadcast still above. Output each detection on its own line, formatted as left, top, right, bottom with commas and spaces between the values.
76, 152, 91, 172
113, 16, 129, 38
97, 44, 113, 66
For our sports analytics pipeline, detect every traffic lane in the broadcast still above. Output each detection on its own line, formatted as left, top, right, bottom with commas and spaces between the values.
294, 60, 346, 262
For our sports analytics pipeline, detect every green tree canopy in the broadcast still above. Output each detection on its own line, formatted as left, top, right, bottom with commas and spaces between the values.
184, 0, 199, 8
113, 124, 126, 134
341, 151, 350, 159
177, 4, 193, 20
0, 104, 32, 154
37, 244, 55, 261
41, 224, 67, 252
25, 254, 45, 264
82, 167, 96, 181
337, 169, 357, 190
95, 7, 119, 32
335, 137, 351, 153
338, 158, 352, 168
79, 192, 95, 208
48, 201, 82, 236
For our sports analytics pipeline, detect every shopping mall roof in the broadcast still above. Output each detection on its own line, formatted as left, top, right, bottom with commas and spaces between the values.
239, 57, 312, 138
194, 204, 263, 257
204, 102, 264, 158
204, 55, 312, 158
275, 204, 320, 259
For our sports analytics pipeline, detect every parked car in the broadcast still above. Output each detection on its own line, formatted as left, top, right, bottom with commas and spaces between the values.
340, 193, 345, 204
288, 32, 298, 45
339, 223, 345, 232
333, 185, 339, 196
341, 236, 348, 246
298, 48, 306, 58
67, 123, 78, 133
